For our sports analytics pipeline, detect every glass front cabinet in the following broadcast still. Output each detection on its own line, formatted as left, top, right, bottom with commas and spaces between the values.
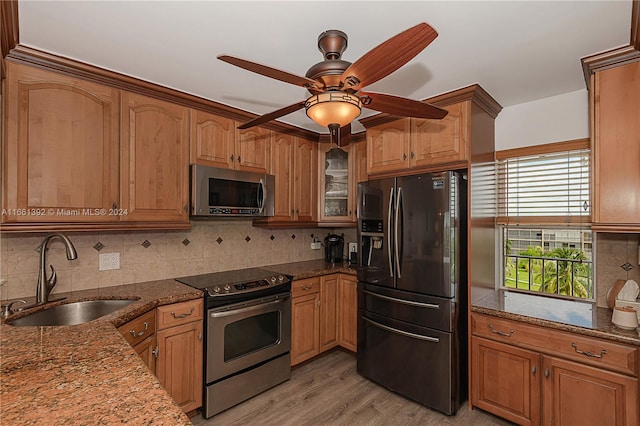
318, 142, 363, 224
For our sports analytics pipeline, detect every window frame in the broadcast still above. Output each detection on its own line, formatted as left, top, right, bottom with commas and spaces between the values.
496, 139, 594, 301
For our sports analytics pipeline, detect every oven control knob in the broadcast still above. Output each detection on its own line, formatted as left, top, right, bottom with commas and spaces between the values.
212, 286, 221, 293
277, 275, 285, 282
269, 276, 277, 284
223, 284, 231, 292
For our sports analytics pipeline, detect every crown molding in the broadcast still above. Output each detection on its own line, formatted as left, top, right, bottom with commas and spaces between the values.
6, 44, 321, 141
581, 1, 640, 88
581, 45, 640, 89
0, 0, 19, 81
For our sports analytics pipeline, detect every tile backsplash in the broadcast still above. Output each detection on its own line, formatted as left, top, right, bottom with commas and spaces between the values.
595, 233, 640, 308
0, 221, 356, 300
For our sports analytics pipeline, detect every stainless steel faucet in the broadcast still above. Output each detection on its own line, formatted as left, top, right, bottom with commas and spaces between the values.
35, 233, 78, 304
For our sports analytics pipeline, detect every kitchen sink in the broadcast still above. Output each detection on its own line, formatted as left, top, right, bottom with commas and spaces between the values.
6, 298, 139, 327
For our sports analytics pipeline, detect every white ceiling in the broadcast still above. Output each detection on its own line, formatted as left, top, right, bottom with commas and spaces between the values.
17, 1, 633, 133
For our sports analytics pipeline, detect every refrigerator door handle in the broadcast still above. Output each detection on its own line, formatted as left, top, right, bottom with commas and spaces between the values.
388, 187, 394, 278
363, 316, 440, 343
362, 290, 440, 309
395, 186, 403, 278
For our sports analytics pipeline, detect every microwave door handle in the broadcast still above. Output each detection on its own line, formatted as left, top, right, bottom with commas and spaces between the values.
258, 178, 265, 213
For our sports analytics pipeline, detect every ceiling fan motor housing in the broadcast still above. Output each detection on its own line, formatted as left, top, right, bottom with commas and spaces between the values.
305, 30, 352, 91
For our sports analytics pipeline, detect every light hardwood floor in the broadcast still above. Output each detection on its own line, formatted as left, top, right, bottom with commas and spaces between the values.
192, 349, 513, 426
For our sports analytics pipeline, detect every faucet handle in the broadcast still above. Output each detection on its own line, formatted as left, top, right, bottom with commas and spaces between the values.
1, 300, 27, 318
47, 265, 57, 288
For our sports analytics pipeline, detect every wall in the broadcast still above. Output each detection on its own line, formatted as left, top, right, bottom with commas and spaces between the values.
0, 221, 357, 300
596, 233, 640, 308
495, 89, 589, 150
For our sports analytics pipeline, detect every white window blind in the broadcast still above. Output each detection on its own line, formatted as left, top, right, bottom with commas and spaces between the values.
497, 142, 590, 225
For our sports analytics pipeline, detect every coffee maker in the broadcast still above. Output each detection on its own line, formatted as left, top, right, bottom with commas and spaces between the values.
324, 233, 344, 264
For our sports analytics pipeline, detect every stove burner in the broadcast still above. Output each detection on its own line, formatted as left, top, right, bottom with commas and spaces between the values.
175, 267, 292, 307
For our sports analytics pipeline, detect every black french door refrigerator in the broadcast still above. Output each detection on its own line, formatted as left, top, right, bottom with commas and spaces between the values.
356, 171, 467, 415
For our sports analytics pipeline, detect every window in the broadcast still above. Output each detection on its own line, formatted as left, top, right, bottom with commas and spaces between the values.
497, 140, 593, 300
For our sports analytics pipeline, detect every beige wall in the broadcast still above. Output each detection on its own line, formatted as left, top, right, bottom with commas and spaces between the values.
596, 233, 640, 308
0, 221, 356, 301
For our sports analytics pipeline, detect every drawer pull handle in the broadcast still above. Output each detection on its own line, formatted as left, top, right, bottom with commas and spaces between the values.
129, 321, 149, 337
488, 324, 514, 337
571, 343, 606, 359
300, 284, 314, 291
171, 307, 195, 319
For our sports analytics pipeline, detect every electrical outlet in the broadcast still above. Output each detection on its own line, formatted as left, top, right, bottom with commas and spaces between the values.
311, 242, 322, 250
349, 242, 358, 253
99, 253, 120, 271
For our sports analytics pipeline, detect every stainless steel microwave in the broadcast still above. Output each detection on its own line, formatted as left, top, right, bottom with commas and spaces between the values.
191, 165, 275, 217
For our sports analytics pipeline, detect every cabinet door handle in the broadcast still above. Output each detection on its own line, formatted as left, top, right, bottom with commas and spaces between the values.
544, 368, 549, 378
488, 323, 514, 337
129, 321, 149, 337
198, 332, 203, 341
112, 202, 117, 210
532, 365, 536, 375
571, 342, 607, 359
152, 346, 159, 358
410, 151, 415, 159
296, 209, 299, 215
170, 307, 195, 319
237, 156, 241, 163
230, 154, 234, 162
183, 204, 189, 213
403, 153, 407, 160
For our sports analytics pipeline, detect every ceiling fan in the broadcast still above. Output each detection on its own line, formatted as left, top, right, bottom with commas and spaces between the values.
218, 22, 448, 146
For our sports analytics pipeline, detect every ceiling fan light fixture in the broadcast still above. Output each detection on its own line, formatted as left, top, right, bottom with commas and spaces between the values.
305, 92, 362, 128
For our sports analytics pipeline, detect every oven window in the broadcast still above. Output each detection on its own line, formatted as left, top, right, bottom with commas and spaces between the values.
224, 311, 279, 361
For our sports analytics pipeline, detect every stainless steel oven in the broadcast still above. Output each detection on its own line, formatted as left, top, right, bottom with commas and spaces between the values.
176, 268, 292, 418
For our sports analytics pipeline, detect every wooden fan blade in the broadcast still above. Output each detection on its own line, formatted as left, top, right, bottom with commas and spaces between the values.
359, 92, 448, 119
218, 55, 323, 90
340, 23, 438, 91
237, 101, 306, 130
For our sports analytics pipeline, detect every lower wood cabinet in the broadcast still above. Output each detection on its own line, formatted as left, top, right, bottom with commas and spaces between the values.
472, 337, 541, 426
117, 309, 157, 372
291, 273, 358, 366
320, 275, 339, 351
471, 312, 639, 426
291, 277, 321, 365
337, 275, 357, 352
117, 299, 203, 414
156, 299, 204, 413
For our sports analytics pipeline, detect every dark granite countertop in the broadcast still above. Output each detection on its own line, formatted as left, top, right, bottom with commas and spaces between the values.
1, 279, 202, 425
266, 259, 357, 280
472, 289, 640, 347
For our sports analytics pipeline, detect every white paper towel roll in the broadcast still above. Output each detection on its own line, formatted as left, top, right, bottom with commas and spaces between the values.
617, 279, 640, 302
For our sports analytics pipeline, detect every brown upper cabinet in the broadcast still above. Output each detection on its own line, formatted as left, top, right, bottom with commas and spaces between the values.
1, 62, 190, 230
361, 85, 501, 177
2, 61, 120, 223
318, 141, 365, 224
256, 133, 317, 225
591, 60, 640, 230
365, 102, 468, 175
120, 92, 190, 223
190, 109, 270, 174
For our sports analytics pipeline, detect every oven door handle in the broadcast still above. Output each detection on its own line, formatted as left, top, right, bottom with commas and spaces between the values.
209, 295, 290, 318
361, 289, 439, 309
362, 316, 440, 343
